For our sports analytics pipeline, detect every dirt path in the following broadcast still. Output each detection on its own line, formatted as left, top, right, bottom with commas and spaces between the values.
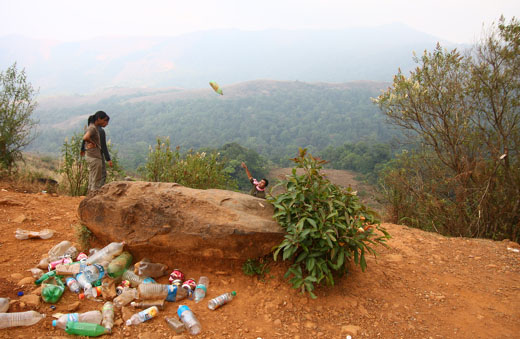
0, 182, 519, 338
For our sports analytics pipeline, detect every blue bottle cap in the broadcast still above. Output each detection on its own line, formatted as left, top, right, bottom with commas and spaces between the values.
52, 320, 57, 327
177, 305, 190, 318
17, 291, 24, 296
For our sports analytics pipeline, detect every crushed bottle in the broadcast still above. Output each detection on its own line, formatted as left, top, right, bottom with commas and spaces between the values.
15, 228, 54, 240
102, 302, 114, 332
126, 306, 159, 326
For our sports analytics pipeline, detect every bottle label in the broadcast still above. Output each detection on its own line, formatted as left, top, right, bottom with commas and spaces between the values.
67, 313, 79, 322
138, 307, 158, 322
165, 285, 178, 302
212, 294, 230, 308
195, 284, 207, 293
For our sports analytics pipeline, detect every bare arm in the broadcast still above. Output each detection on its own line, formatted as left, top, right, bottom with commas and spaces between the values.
241, 162, 253, 180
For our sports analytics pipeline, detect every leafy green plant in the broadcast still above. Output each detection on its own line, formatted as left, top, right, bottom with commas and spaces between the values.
268, 148, 390, 298
139, 137, 237, 190
58, 132, 88, 196
242, 258, 270, 279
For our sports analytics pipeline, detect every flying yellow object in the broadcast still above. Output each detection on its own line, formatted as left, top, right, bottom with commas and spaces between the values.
209, 81, 223, 95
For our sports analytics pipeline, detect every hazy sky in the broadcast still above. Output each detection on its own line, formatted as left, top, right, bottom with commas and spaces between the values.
0, 0, 518, 43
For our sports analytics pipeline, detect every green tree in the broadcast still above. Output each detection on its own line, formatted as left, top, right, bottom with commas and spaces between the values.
58, 132, 88, 196
0, 63, 38, 172
375, 17, 520, 241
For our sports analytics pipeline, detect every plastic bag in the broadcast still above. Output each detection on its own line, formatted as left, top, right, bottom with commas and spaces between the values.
42, 276, 65, 303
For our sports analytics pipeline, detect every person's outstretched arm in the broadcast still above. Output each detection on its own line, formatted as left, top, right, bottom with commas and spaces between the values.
241, 162, 253, 180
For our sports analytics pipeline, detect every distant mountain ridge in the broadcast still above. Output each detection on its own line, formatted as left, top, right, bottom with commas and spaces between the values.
1, 24, 452, 95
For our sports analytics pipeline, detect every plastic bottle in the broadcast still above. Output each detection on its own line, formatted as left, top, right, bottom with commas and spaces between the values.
138, 284, 189, 302
28, 267, 44, 279
35, 270, 57, 285
15, 228, 54, 240
126, 306, 159, 326
194, 276, 209, 303
121, 269, 145, 287
131, 299, 165, 310
208, 291, 237, 310
65, 322, 109, 337
177, 305, 201, 335
85, 242, 125, 265
107, 251, 133, 278
48, 240, 72, 261
0, 311, 45, 329
62, 246, 78, 260
0, 297, 9, 313
52, 311, 102, 329
165, 316, 185, 334
79, 286, 102, 300
102, 302, 114, 332
66, 277, 81, 294
135, 260, 168, 278
75, 272, 91, 289
81, 263, 105, 283
113, 288, 138, 308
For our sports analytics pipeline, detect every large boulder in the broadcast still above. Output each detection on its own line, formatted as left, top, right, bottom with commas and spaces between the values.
78, 181, 284, 265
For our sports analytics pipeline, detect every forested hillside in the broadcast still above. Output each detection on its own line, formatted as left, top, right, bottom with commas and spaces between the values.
30, 80, 398, 169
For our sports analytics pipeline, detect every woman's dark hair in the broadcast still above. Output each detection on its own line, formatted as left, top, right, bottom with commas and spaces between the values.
94, 110, 110, 122
262, 178, 269, 187
87, 111, 110, 126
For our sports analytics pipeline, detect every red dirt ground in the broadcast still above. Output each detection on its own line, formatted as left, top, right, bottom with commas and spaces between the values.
0, 180, 519, 338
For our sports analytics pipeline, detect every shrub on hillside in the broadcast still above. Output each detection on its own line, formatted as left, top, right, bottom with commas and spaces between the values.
268, 148, 390, 298
139, 137, 237, 190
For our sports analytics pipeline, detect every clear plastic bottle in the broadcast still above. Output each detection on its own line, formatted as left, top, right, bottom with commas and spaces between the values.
113, 288, 138, 308
208, 291, 236, 310
135, 260, 168, 278
126, 306, 159, 326
138, 284, 189, 302
75, 272, 91, 289
48, 240, 72, 261
177, 305, 201, 335
194, 276, 209, 303
0, 311, 45, 329
107, 251, 133, 278
102, 302, 114, 332
52, 311, 102, 329
81, 263, 105, 283
15, 228, 54, 240
0, 297, 9, 313
79, 286, 102, 300
86, 242, 125, 265
62, 246, 78, 260
121, 269, 145, 287
66, 277, 81, 294
130, 299, 165, 310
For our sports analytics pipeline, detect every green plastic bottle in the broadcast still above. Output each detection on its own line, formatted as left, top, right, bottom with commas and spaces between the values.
65, 322, 109, 337
107, 251, 133, 278
35, 270, 57, 285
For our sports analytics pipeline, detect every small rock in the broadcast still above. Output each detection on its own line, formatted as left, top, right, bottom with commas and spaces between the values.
32, 286, 42, 296
13, 214, 28, 223
304, 321, 316, 329
18, 277, 35, 286
114, 318, 123, 326
341, 325, 361, 336
19, 302, 26, 308
273, 319, 282, 326
435, 295, 445, 300
358, 304, 369, 316
63, 301, 80, 312
10, 273, 24, 280
20, 294, 40, 307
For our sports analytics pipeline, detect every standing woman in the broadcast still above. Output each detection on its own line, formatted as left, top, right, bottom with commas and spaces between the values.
82, 111, 110, 193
